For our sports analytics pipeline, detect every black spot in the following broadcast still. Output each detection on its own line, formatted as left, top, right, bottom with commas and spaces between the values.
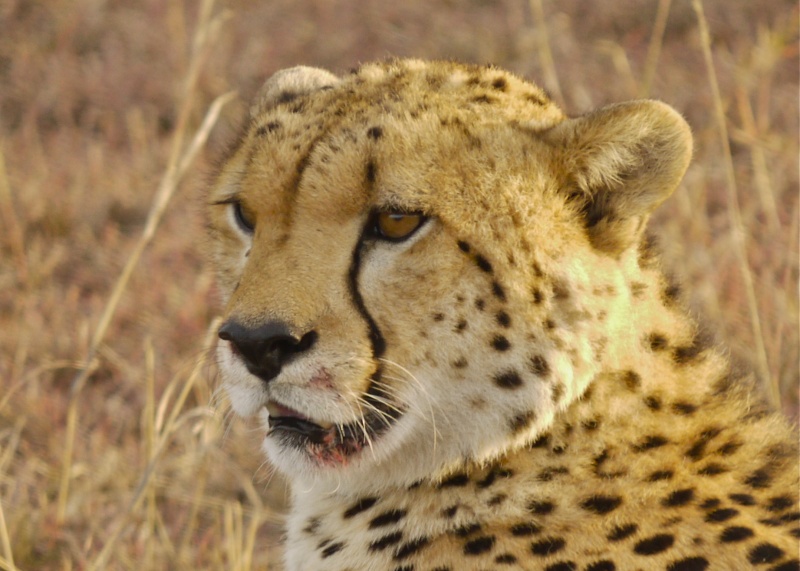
528, 355, 550, 377
662, 278, 681, 304
662, 488, 695, 507
700, 498, 721, 510
648, 333, 669, 351
321, 541, 345, 558
457, 240, 471, 253
369, 509, 407, 528
255, 121, 281, 136
511, 522, 541, 536
538, 466, 569, 481
766, 496, 794, 513
705, 508, 739, 523
528, 500, 556, 515
581, 495, 623, 515
608, 524, 638, 541
276, 90, 299, 104
491, 77, 508, 90
454, 523, 482, 537
366, 160, 377, 183
544, 319, 556, 330
717, 440, 742, 456
475, 298, 486, 311
487, 493, 506, 506
490, 335, 513, 352
441, 505, 458, 518
530, 434, 550, 448
343, 497, 378, 519
587, 561, 616, 571
477, 467, 503, 489
551, 383, 565, 404
698, 463, 728, 476
768, 561, 800, 571
648, 470, 674, 482
496, 311, 511, 327
545, 562, 577, 571
495, 553, 517, 564
582, 418, 600, 431
633, 435, 669, 452
719, 526, 754, 542
672, 329, 710, 365
510, 411, 536, 434
303, 517, 321, 535
552, 283, 570, 300
744, 468, 773, 489
729, 493, 756, 506
438, 473, 469, 488
686, 428, 723, 461
667, 556, 709, 571
531, 537, 566, 556
491, 281, 506, 301
532, 288, 544, 304
393, 566, 413, 571
494, 370, 522, 389
463, 535, 495, 555
748, 543, 784, 564
393, 536, 430, 560
781, 512, 800, 523
633, 533, 674, 555
472, 94, 494, 104
672, 401, 697, 415
367, 126, 383, 139
621, 370, 641, 391
475, 255, 493, 273
644, 395, 662, 410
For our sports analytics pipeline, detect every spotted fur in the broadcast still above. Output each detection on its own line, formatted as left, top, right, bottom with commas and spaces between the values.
207, 59, 799, 571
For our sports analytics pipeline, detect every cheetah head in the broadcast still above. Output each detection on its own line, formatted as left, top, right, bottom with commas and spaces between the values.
207, 60, 692, 492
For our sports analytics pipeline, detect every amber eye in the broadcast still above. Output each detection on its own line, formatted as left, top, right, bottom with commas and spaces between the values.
371, 211, 427, 242
232, 201, 255, 233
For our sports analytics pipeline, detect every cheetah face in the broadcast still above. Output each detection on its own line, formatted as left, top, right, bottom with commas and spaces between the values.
207, 61, 691, 490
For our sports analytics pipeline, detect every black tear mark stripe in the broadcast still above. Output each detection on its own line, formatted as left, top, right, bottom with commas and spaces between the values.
348, 222, 387, 355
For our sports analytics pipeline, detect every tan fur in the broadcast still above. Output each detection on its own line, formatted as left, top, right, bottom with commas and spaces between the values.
207, 59, 799, 571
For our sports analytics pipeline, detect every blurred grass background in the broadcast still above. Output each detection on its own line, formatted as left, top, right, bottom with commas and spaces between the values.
0, 0, 797, 569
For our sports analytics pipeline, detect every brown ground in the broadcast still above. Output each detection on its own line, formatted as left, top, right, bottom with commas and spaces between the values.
0, 1, 797, 569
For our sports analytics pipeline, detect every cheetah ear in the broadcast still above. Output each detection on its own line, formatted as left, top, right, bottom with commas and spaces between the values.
250, 66, 341, 118
545, 100, 692, 255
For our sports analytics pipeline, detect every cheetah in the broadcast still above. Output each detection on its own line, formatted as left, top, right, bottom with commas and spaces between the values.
207, 59, 799, 571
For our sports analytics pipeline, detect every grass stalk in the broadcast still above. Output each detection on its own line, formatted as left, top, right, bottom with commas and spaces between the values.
56, 0, 234, 522
0, 500, 15, 571
639, 0, 672, 98
0, 145, 27, 284
529, 0, 563, 105
691, 0, 776, 407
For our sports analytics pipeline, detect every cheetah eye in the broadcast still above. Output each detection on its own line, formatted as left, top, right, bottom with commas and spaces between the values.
369, 211, 428, 242
231, 201, 255, 234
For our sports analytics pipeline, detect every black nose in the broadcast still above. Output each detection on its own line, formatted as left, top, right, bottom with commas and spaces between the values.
218, 320, 318, 383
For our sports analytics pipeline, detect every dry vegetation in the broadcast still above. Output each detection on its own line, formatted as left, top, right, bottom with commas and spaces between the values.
0, 0, 797, 569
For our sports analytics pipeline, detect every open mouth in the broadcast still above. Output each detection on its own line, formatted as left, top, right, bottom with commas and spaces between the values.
265, 383, 404, 465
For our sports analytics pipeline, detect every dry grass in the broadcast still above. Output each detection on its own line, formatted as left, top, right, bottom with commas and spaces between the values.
0, 1, 797, 569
